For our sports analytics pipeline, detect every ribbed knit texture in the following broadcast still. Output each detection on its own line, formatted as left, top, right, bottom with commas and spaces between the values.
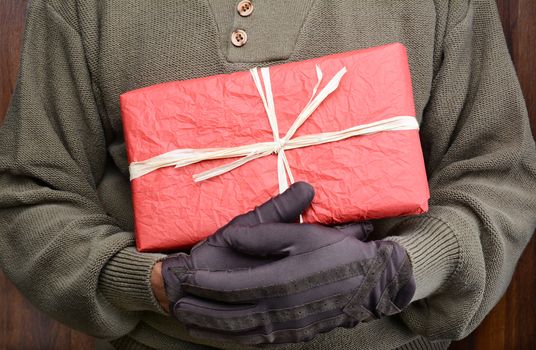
107, 336, 452, 350
99, 247, 166, 314
1, 0, 535, 349
385, 215, 461, 301
396, 338, 451, 350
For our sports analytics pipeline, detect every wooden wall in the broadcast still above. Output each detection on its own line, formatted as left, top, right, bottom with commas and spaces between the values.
0, 0, 534, 349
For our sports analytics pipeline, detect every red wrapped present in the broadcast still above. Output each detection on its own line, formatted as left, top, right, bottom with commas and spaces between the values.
120, 42, 429, 252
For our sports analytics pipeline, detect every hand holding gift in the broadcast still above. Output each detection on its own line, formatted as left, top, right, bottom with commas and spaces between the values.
159, 182, 415, 345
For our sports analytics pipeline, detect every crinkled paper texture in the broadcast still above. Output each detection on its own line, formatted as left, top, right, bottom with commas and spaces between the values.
120, 42, 430, 252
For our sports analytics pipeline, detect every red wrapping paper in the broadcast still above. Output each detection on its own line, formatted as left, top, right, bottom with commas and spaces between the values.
120, 42, 429, 252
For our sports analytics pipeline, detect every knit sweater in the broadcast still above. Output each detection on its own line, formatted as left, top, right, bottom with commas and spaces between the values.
0, 0, 535, 349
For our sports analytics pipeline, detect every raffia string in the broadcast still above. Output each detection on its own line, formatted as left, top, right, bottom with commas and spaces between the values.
129, 65, 419, 196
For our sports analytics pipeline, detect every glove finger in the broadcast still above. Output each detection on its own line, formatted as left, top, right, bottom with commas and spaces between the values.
334, 222, 374, 241
174, 285, 356, 332
205, 182, 314, 248
178, 267, 282, 302
227, 181, 314, 226
221, 223, 344, 257
173, 296, 261, 331
179, 248, 366, 302
184, 312, 357, 346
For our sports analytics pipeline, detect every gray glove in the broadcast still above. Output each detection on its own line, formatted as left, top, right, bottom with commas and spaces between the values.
162, 182, 415, 345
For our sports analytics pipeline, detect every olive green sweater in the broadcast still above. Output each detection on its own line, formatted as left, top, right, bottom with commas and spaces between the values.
1, 0, 535, 349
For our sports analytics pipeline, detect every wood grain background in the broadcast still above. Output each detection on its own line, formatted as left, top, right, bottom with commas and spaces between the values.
0, 0, 534, 349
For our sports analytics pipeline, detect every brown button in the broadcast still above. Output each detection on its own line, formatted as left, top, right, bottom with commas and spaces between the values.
237, 0, 254, 17
231, 29, 248, 47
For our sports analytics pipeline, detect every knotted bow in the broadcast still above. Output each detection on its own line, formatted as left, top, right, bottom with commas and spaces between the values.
129, 65, 419, 195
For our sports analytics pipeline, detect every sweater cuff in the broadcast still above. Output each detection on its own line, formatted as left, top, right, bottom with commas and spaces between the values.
383, 216, 461, 301
99, 246, 167, 315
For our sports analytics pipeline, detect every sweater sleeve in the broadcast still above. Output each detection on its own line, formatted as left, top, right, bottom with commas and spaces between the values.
0, 0, 167, 339
384, 0, 536, 340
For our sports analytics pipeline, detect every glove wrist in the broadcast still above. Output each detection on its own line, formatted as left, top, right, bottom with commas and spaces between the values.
342, 240, 415, 322
380, 240, 416, 311
161, 253, 189, 311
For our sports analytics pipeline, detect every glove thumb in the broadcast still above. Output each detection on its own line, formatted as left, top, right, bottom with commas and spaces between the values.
228, 181, 315, 226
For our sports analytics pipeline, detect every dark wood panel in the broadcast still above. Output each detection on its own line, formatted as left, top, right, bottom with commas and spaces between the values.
0, 1, 534, 349
0, 0, 26, 120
